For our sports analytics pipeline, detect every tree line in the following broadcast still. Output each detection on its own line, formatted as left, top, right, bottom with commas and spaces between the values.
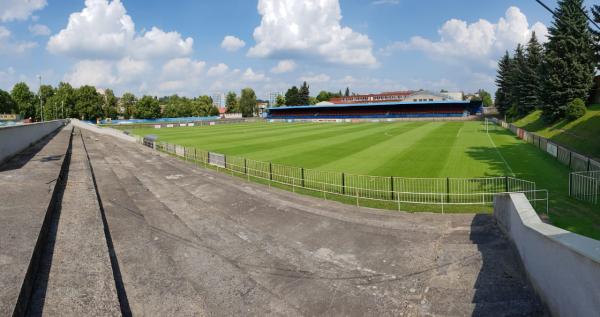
268, 82, 352, 107
0, 81, 266, 120
495, 0, 599, 122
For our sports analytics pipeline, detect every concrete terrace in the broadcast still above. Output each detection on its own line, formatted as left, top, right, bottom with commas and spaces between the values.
0, 125, 545, 316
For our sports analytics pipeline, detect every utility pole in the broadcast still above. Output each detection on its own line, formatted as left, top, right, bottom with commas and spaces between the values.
62, 100, 64, 119
38, 75, 44, 122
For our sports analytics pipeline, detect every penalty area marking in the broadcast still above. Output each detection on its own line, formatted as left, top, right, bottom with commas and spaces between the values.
486, 130, 515, 177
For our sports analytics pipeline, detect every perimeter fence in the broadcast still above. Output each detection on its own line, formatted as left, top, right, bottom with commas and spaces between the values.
570, 171, 600, 205
491, 118, 599, 205
491, 118, 600, 172
137, 136, 548, 214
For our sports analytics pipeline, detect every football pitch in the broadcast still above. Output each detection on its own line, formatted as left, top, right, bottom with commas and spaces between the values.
128, 121, 600, 239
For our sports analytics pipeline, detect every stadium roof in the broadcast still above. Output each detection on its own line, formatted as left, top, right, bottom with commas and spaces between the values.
268, 100, 474, 111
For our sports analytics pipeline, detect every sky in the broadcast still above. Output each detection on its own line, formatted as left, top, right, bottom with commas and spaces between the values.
0, 0, 596, 99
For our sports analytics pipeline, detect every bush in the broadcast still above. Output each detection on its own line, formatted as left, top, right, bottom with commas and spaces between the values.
565, 98, 586, 121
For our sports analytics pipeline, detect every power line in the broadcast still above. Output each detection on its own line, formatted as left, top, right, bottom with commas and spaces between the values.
534, 0, 600, 31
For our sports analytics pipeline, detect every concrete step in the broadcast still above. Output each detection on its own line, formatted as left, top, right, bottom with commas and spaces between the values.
0, 126, 71, 317
26, 129, 121, 316
91, 132, 545, 316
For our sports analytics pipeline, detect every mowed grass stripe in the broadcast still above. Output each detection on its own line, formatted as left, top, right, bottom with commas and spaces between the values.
140, 122, 333, 148
271, 122, 426, 169
315, 122, 442, 175
438, 122, 509, 177
224, 123, 391, 160
367, 122, 463, 177
204, 123, 369, 156
134, 122, 323, 145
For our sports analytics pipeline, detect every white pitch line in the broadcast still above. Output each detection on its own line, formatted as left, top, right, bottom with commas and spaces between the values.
456, 125, 463, 138
486, 131, 515, 177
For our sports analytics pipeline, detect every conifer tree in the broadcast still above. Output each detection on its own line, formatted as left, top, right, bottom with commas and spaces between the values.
541, 0, 595, 121
520, 32, 544, 115
495, 51, 513, 116
591, 5, 600, 72
510, 44, 527, 116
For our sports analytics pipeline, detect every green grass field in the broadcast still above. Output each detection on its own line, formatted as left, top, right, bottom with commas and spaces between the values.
513, 104, 600, 159
128, 120, 600, 239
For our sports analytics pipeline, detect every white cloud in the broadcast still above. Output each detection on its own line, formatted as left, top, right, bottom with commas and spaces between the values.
0, 0, 46, 22
271, 59, 296, 73
207, 63, 229, 76
64, 60, 117, 87
47, 0, 193, 60
29, 24, 51, 36
220, 35, 245, 52
372, 0, 399, 5
299, 73, 330, 83
162, 58, 205, 78
0, 26, 37, 54
242, 68, 268, 82
116, 57, 150, 83
381, 7, 547, 68
249, 0, 376, 66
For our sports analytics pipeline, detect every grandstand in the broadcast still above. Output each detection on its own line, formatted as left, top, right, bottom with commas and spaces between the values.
267, 100, 482, 120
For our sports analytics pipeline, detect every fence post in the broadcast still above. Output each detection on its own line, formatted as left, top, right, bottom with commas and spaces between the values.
569, 173, 572, 197
269, 162, 273, 181
194, 148, 197, 164
301, 167, 305, 188
446, 177, 450, 203
588, 158, 591, 172
244, 158, 247, 174
390, 176, 394, 200
569, 151, 572, 169
342, 173, 346, 195
224, 154, 227, 169
505, 176, 509, 192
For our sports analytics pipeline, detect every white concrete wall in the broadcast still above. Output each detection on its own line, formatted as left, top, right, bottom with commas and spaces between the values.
494, 193, 600, 317
70, 119, 136, 143
0, 120, 67, 164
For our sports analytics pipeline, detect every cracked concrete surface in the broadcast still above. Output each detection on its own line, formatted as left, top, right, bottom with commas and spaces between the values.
81, 129, 544, 317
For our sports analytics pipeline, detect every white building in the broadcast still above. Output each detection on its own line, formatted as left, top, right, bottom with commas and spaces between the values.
407, 91, 449, 102
211, 93, 225, 107
441, 91, 464, 101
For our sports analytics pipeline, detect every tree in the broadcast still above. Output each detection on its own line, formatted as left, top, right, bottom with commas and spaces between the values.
100, 89, 118, 119
11, 82, 36, 120
520, 32, 544, 115
191, 96, 218, 117
495, 51, 513, 116
591, 5, 600, 72
121, 92, 136, 119
239, 88, 257, 117
52, 82, 75, 119
344, 87, 350, 97
285, 86, 300, 106
275, 95, 285, 107
565, 98, 586, 120
74, 86, 103, 120
299, 81, 310, 105
0, 89, 17, 114
135, 95, 161, 119
225, 91, 238, 112
316, 91, 331, 102
477, 89, 493, 107
509, 44, 527, 117
541, 0, 595, 121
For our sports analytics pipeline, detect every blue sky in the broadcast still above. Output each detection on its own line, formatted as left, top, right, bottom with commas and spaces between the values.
0, 0, 596, 99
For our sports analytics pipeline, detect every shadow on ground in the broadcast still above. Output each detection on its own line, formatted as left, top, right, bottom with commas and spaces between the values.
0, 128, 65, 172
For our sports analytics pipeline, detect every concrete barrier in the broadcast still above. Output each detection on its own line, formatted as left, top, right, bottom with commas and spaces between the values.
0, 120, 67, 165
494, 193, 600, 317
70, 119, 136, 143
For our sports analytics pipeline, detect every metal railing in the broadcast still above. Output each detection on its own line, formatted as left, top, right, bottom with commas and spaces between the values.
136, 136, 549, 214
570, 171, 600, 205
491, 118, 600, 172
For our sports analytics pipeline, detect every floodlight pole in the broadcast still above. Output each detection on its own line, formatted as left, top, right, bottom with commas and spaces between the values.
38, 75, 44, 122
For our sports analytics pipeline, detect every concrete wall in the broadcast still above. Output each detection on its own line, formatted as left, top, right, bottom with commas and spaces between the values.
0, 120, 67, 165
494, 193, 600, 317
70, 119, 136, 143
